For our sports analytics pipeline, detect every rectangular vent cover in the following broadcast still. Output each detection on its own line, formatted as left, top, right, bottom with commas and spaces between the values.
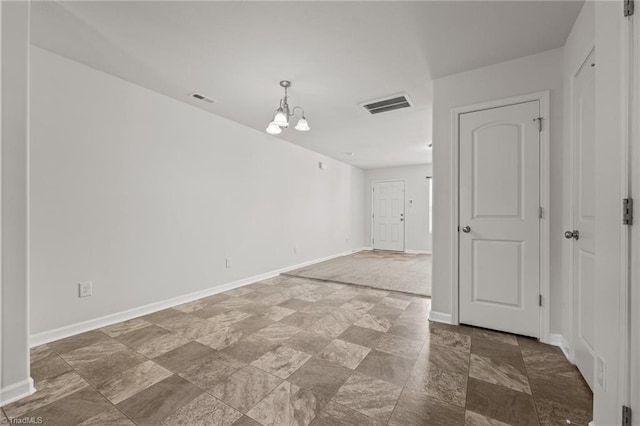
191, 93, 215, 104
361, 94, 412, 115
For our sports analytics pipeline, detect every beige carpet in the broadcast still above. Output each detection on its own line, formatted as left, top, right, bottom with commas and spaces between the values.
284, 250, 431, 296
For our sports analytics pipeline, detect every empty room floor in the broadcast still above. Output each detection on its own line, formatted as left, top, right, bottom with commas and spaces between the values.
3, 276, 591, 425
286, 250, 431, 296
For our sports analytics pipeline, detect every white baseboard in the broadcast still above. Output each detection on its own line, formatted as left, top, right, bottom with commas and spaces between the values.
549, 333, 572, 362
30, 247, 368, 348
364, 247, 432, 255
0, 377, 35, 407
428, 311, 452, 324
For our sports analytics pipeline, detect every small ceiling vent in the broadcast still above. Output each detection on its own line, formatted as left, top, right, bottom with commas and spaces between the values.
190, 93, 215, 104
361, 93, 412, 115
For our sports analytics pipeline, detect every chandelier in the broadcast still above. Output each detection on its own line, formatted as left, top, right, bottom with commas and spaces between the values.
266, 80, 310, 135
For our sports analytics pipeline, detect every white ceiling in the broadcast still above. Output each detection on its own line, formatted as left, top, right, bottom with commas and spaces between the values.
31, 1, 582, 169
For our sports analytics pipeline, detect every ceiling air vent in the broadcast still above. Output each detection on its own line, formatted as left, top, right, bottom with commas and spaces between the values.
190, 93, 215, 104
361, 93, 412, 115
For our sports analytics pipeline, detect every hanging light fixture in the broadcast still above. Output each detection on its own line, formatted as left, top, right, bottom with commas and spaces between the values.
266, 80, 310, 134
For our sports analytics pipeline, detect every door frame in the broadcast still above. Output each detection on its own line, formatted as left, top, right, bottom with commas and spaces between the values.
630, 8, 639, 422
620, 8, 635, 422
370, 179, 406, 252
450, 91, 551, 343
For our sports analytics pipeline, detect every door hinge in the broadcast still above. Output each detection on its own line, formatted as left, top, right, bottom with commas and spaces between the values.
623, 405, 632, 426
539, 295, 543, 307
624, 0, 634, 17
533, 117, 543, 132
372, 187, 375, 192
623, 198, 633, 225
539, 207, 543, 219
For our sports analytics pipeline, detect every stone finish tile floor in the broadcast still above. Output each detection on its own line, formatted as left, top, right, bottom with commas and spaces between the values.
2, 275, 592, 425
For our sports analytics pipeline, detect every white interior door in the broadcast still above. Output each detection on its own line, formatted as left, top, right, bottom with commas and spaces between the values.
570, 51, 596, 390
459, 100, 541, 337
372, 181, 405, 251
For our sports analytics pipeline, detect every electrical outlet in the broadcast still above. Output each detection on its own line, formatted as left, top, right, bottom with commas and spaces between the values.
597, 356, 606, 389
225, 257, 232, 268
78, 281, 92, 298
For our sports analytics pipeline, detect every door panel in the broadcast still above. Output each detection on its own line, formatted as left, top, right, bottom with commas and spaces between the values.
459, 100, 540, 337
373, 181, 405, 251
572, 50, 596, 390
577, 250, 595, 349
473, 240, 523, 307
473, 124, 522, 218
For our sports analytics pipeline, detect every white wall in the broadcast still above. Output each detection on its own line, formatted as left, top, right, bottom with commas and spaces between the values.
592, 1, 629, 423
1, 1, 34, 406
29, 47, 365, 336
431, 48, 564, 328
364, 164, 432, 252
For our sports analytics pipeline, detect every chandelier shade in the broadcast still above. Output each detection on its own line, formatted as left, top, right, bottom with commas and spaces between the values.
266, 122, 282, 135
272, 109, 288, 127
295, 117, 310, 132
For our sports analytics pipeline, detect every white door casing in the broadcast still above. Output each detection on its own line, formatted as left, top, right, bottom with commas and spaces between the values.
571, 50, 596, 391
631, 16, 640, 424
372, 180, 405, 251
459, 100, 541, 337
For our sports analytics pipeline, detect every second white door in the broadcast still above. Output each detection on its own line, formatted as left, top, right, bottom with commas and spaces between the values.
372, 181, 405, 251
570, 50, 596, 390
459, 100, 541, 337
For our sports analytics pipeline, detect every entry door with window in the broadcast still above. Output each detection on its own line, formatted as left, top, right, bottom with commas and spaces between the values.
459, 100, 541, 337
372, 181, 405, 251
569, 50, 596, 390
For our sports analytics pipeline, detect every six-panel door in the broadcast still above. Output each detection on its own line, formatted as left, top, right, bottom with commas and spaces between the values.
373, 180, 405, 251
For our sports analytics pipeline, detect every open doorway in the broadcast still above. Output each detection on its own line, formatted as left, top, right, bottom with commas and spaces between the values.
286, 164, 433, 297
